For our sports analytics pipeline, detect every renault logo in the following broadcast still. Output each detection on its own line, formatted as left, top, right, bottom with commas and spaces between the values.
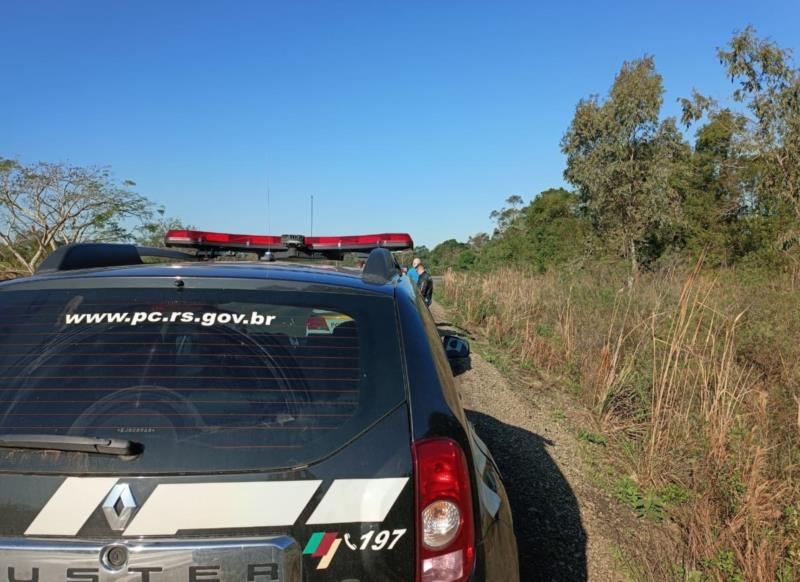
101, 483, 137, 531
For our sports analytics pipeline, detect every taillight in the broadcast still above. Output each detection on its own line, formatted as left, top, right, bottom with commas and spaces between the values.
413, 438, 475, 582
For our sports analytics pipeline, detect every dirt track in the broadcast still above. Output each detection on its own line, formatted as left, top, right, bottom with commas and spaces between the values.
431, 302, 629, 582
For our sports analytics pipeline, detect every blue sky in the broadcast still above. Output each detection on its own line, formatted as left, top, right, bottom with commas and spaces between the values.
2, 1, 798, 248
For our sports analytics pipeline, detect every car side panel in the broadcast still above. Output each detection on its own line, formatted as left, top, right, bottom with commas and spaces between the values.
396, 280, 519, 581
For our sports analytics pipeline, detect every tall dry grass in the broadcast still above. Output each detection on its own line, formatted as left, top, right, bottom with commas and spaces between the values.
441, 264, 799, 581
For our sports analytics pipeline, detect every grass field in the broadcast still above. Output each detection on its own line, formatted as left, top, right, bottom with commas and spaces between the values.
440, 262, 800, 581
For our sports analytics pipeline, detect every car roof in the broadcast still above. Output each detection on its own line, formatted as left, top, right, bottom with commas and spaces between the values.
0, 260, 400, 296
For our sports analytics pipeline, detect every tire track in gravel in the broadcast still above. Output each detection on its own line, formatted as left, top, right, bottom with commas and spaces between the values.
431, 302, 628, 582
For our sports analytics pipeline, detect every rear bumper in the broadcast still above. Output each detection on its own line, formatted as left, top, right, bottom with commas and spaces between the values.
0, 536, 301, 581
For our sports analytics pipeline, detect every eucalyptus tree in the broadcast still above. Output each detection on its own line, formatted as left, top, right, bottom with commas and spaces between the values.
562, 57, 687, 274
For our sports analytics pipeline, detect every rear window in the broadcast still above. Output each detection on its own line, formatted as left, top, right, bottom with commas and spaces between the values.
0, 284, 405, 473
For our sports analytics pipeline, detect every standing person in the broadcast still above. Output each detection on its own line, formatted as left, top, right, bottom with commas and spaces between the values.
416, 261, 433, 307
408, 257, 421, 284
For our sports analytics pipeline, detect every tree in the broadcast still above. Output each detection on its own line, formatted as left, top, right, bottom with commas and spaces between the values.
561, 57, 688, 274
428, 239, 472, 272
519, 188, 591, 271
479, 188, 591, 272
489, 195, 524, 235
0, 159, 155, 277
680, 109, 754, 264
467, 232, 490, 251
681, 27, 800, 252
135, 212, 193, 248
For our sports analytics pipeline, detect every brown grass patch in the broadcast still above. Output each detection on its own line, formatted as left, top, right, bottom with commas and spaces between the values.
441, 263, 799, 580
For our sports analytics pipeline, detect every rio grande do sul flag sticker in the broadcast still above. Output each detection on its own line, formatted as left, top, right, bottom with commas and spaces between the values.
303, 531, 342, 570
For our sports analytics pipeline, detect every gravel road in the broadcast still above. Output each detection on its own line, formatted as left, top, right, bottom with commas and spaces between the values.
431, 302, 628, 582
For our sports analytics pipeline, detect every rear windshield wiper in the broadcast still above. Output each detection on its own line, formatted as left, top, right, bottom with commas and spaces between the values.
0, 434, 143, 456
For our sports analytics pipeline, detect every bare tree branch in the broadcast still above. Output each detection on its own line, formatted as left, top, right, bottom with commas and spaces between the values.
0, 159, 155, 278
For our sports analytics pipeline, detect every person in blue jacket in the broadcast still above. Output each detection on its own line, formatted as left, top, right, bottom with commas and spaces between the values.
408, 257, 421, 284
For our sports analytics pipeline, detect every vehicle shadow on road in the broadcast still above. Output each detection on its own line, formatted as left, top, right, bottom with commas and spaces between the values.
466, 409, 588, 582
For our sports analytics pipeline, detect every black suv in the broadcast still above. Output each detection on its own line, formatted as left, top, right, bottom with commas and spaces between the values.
0, 232, 519, 582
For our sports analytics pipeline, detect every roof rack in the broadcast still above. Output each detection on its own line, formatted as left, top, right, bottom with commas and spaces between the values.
35, 243, 198, 274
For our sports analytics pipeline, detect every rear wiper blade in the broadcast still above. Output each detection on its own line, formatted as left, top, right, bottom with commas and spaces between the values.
0, 434, 143, 456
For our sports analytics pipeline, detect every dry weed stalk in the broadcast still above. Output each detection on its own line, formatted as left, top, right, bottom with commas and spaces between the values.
557, 286, 576, 361
646, 258, 707, 477
589, 288, 646, 429
643, 255, 757, 484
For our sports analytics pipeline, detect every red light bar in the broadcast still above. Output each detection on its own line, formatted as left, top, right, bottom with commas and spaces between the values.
164, 229, 414, 256
307, 233, 413, 251
165, 230, 283, 250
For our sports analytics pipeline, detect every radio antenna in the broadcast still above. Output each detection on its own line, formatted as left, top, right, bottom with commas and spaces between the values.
267, 180, 271, 234
310, 194, 314, 236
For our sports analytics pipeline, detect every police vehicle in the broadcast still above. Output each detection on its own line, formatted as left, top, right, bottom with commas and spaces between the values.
0, 230, 519, 582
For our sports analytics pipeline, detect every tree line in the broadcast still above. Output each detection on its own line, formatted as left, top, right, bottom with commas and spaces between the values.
422, 27, 800, 277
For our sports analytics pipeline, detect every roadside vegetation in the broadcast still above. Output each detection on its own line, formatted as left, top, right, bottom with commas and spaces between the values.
441, 264, 798, 580
432, 27, 800, 581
